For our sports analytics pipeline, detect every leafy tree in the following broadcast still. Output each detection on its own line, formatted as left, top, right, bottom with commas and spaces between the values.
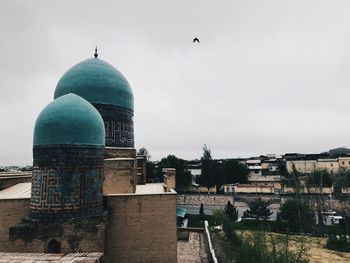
225, 201, 238, 222
213, 160, 225, 192
156, 155, 191, 190
329, 147, 350, 157
137, 147, 151, 161
146, 161, 158, 183
198, 145, 215, 190
136, 148, 157, 183
335, 169, 350, 187
243, 198, 272, 221
199, 203, 205, 221
223, 159, 249, 184
278, 199, 315, 233
213, 209, 237, 241
307, 170, 334, 187
281, 162, 303, 189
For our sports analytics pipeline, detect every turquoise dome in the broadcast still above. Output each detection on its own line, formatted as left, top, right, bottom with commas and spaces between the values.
54, 58, 134, 110
33, 93, 105, 146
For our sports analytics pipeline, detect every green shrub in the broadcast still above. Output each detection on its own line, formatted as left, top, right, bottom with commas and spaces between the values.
213, 209, 238, 241
325, 225, 344, 236
186, 214, 215, 228
278, 199, 314, 233
325, 236, 350, 252
234, 231, 309, 263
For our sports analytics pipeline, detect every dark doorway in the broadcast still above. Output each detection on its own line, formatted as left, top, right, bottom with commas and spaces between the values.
47, 239, 61, 253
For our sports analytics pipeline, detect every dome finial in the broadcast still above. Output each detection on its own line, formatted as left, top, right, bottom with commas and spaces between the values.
94, 46, 98, 58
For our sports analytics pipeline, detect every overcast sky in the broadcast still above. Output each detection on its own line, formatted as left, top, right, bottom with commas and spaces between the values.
1, 0, 350, 165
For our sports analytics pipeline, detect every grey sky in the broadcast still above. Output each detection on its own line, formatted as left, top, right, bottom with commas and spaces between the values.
1, 0, 350, 165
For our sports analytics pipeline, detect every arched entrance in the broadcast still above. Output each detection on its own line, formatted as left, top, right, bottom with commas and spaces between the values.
47, 239, 61, 253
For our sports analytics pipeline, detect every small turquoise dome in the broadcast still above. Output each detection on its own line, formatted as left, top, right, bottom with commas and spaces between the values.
33, 93, 105, 146
54, 58, 134, 110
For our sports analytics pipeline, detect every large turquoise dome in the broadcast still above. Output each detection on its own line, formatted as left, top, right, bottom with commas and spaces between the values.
54, 57, 134, 110
33, 93, 105, 146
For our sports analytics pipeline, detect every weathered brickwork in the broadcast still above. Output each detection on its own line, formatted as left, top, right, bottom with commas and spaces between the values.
94, 103, 134, 148
105, 147, 136, 159
105, 193, 177, 263
8, 213, 107, 253
104, 158, 137, 194
0, 199, 30, 252
163, 168, 176, 191
0, 252, 103, 262
31, 145, 104, 219
136, 155, 147, 185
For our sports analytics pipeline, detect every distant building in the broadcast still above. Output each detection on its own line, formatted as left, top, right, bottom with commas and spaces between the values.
187, 160, 201, 185
245, 159, 262, 177
286, 159, 317, 173
285, 154, 350, 174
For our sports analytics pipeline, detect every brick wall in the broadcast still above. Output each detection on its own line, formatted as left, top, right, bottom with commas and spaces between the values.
59, 216, 106, 253
105, 147, 136, 159
104, 158, 137, 194
136, 155, 147, 185
0, 198, 30, 252
8, 216, 106, 253
162, 168, 176, 192
0, 198, 106, 253
105, 192, 177, 263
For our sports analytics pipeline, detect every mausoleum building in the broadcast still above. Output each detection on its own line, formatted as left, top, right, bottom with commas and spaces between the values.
0, 51, 177, 263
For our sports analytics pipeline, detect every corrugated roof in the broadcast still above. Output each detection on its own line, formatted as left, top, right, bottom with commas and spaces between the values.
176, 207, 187, 218
0, 182, 31, 199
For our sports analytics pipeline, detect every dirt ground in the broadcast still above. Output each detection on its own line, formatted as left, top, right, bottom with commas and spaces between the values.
301, 236, 350, 263
241, 231, 350, 263
214, 229, 350, 263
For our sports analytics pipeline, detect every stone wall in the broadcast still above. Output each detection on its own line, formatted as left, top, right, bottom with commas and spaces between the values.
177, 194, 234, 206
105, 192, 177, 263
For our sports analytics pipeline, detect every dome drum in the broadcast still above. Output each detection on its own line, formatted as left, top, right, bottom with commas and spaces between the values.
94, 103, 134, 147
30, 145, 105, 219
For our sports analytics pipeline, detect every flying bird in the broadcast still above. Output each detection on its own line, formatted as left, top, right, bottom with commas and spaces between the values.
193, 37, 200, 43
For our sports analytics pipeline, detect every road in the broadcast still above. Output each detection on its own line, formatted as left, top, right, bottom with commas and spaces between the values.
177, 204, 279, 221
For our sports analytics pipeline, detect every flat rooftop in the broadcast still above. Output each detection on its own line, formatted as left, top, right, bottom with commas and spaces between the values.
0, 252, 103, 262
135, 183, 165, 194
0, 182, 31, 200
0, 182, 169, 199
0, 172, 31, 179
